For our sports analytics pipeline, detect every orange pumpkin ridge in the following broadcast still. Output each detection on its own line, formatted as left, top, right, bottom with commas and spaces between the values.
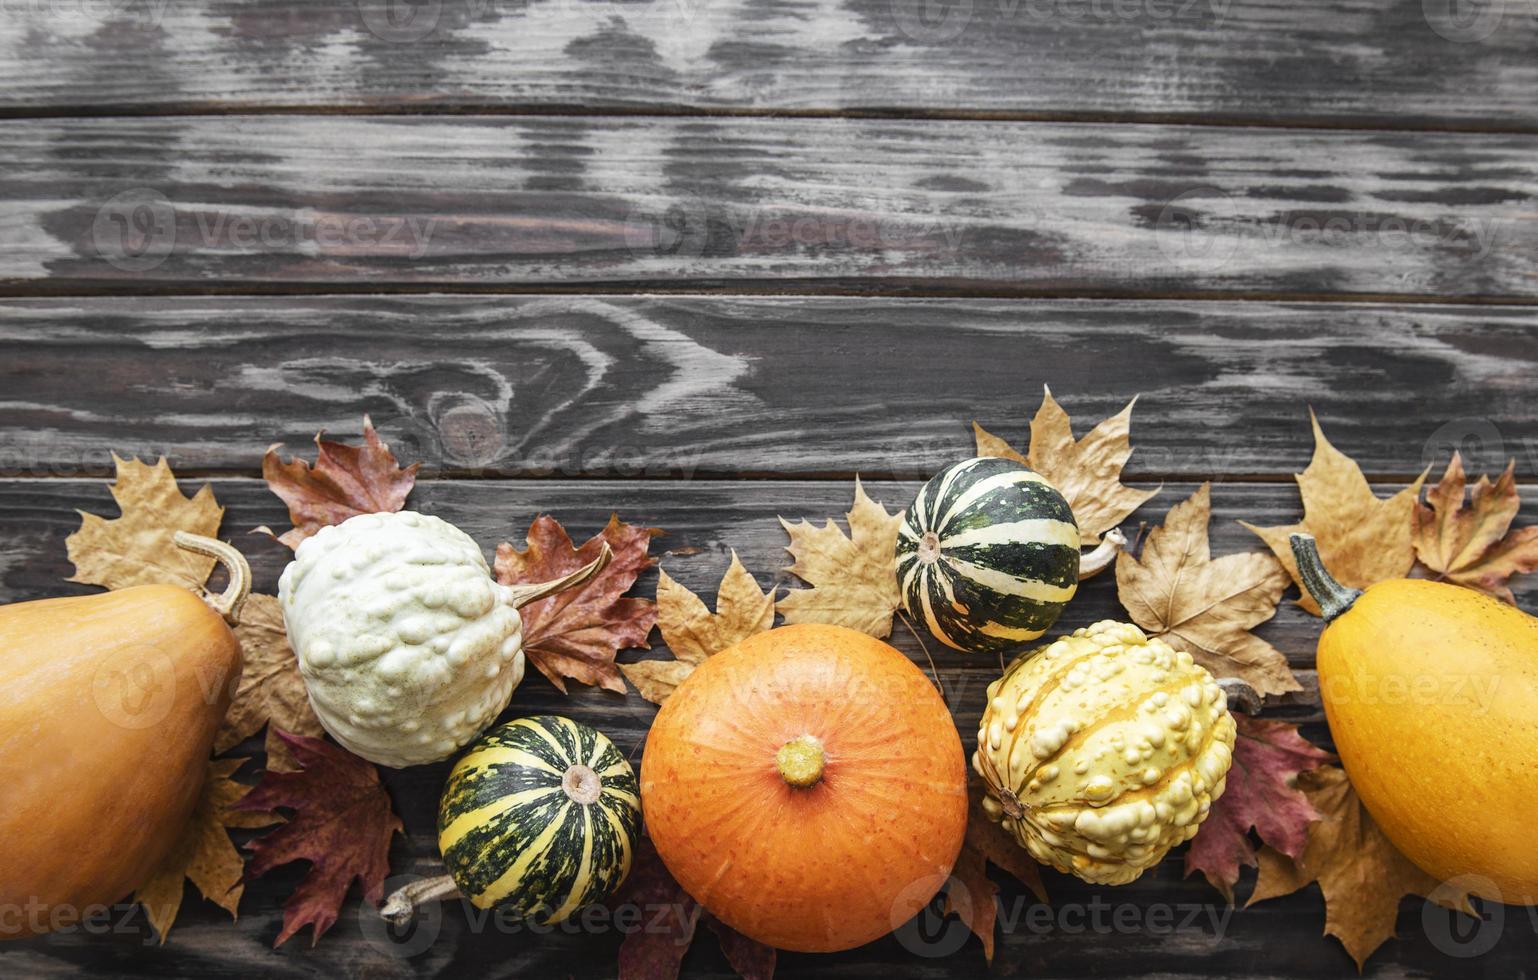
641, 623, 968, 953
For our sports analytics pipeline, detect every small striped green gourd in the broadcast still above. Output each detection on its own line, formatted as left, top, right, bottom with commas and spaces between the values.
387, 715, 641, 925
897, 456, 1080, 653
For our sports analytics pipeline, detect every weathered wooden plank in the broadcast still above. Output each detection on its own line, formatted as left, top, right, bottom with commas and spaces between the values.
4, 296, 1537, 481
3, 116, 1534, 297
0, 0, 1534, 128
3, 476, 1535, 975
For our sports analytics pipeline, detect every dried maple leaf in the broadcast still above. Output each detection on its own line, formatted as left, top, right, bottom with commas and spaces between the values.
974, 386, 1158, 544
215, 593, 326, 771
1116, 483, 1300, 696
234, 731, 403, 947
946, 786, 1048, 962
261, 416, 419, 549
66, 454, 224, 592
1247, 766, 1471, 971
1244, 412, 1426, 617
133, 758, 281, 943
494, 514, 660, 694
1413, 453, 1538, 604
622, 552, 775, 705
777, 478, 902, 638
613, 837, 775, 980
1184, 716, 1333, 903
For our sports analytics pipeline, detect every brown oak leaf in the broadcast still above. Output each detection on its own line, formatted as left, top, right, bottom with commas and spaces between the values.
495, 514, 660, 694
133, 758, 281, 943
1116, 483, 1300, 696
1413, 453, 1538, 604
261, 416, 419, 549
215, 593, 326, 771
66, 454, 224, 592
1247, 766, 1471, 971
613, 836, 775, 980
621, 551, 775, 705
946, 785, 1048, 962
1244, 412, 1426, 617
777, 478, 902, 638
974, 386, 1158, 544
234, 731, 403, 947
1184, 716, 1333, 903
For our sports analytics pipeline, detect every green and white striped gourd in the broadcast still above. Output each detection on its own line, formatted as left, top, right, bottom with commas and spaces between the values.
896, 456, 1080, 654
437, 715, 641, 923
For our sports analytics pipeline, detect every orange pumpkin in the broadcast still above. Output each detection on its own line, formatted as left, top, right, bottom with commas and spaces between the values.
641, 623, 967, 953
0, 535, 246, 940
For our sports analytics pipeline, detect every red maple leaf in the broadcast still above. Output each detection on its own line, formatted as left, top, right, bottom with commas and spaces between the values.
262, 415, 419, 549
233, 731, 404, 946
494, 514, 660, 694
1185, 715, 1333, 903
611, 837, 774, 980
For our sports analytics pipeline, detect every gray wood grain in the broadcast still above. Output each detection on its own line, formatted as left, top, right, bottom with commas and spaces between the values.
0, 0, 1533, 127
1, 475, 1535, 976
3, 116, 1534, 297
3, 295, 1537, 481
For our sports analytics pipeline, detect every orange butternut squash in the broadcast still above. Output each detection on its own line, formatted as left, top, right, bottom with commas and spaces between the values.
641, 623, 968, 953
0, 534, 247, 940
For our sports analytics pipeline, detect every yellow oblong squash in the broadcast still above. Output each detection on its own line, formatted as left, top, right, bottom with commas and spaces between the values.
0, 536, 246, 940
1293, 533, 1538, 904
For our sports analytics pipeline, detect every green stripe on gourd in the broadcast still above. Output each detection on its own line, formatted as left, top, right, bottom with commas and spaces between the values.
897, 457, 1080, 654
437, 715, 641, 924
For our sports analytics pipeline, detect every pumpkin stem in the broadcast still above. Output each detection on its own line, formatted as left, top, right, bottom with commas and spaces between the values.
1289, 533, 1362, 622
1078, 528, 1127, 580
562, 764, 603, 805
379, 874, 463, 926
1217, 677, 1263, 715
174, 532, 252, 626
776, 735, 825, 788
500, 542, 613, 610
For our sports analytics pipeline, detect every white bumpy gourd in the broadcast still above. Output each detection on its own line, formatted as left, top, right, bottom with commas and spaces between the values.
973, 620, 1235, 885
279, 511, 609, 768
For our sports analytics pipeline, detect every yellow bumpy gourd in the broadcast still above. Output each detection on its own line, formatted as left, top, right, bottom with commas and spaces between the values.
973, 620, 1235, 885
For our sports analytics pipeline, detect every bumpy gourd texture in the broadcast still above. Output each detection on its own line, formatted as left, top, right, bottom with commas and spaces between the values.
974, 621, 1235, 885
280, 512, 525, 768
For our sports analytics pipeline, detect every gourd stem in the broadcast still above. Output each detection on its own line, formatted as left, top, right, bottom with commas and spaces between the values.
380, 874, 463, 926
1078, 528, 1127, 581
1217, 677, 1263, 716
1289, 533, 1361, 622
777, 735, 825, 788
501, 543, 613, 609
174, 532, 252, 626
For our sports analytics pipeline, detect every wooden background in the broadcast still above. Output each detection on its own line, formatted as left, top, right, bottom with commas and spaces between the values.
2, 0, 1537, 976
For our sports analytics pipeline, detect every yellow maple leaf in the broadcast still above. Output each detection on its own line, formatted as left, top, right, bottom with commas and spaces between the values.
974, 386, 1157, 544
1116, 483, 1300, 696
66, 455, 224, 592
1412, 453, 1538, 604
1248, 766, 1471, 971
621, 551, 775, 705
216, 593, 326, 771
1243, 412, 1426, 617
777, 478, 902, 638
133, 758, 281, 943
